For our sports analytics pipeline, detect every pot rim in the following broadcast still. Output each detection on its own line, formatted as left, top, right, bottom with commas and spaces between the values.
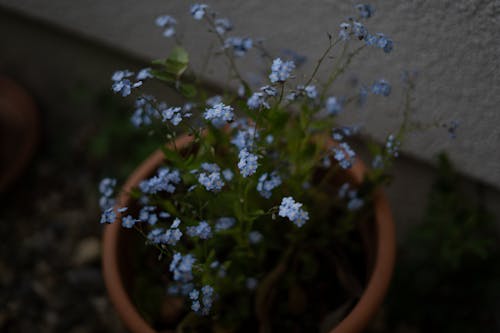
102, 134, 395, 333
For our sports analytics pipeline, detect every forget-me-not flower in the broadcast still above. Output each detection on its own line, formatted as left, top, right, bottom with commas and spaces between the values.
269, 58, 295, 83
278, 196, 309, 227
238, 148, 258, 177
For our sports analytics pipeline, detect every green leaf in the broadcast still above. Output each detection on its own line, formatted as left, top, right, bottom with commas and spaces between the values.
150, 69, 175, 83
165, 46, 189, 78
161, 146, 185, 167
179, 83, 197, 98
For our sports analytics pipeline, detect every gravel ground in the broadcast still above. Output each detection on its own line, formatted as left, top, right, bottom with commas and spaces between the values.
0, 152, 125, 332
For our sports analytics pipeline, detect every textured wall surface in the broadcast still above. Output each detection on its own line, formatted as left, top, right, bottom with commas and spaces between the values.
1, 0, 499, 189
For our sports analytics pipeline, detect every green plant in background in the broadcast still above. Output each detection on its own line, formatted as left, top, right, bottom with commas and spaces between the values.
386, 153, 499, 332
88, 92, 160, 178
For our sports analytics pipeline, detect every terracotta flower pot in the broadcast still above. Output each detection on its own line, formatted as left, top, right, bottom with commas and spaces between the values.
0, 77, 39, 192
102, 134, 396, 333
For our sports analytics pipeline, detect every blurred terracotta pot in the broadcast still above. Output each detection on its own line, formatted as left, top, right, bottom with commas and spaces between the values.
102, 134, 396, 333
0, 77, 39, 192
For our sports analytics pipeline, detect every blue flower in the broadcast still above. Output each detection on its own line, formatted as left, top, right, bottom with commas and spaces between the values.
99, 178, 116, 198
247, 92, 270, 110
206, 95, 223, 107
257, 172, 282, 199
352, 21, 368, 39
372, 79, 391, 96
332, 142, 356, 169
326, 96, 342, 115
131, 95, 157, 127
238, 149, 259, 177
169, 252, 196, 283
339, 22, 351, 40
260, 85, 278, 96
278, 197, 309, 227
365, 33, 393, 53
222, 169, 234, 181
231, 125, 259, 150
139, 206, 158, 225
137, 68, 153, 80
190, 4, 208, 20
331, 126, 360, 141
198, 167, 225, 192
224, 37, 253, 57
200, 163, 220, 173
338, 183, 364, 211
139, 167, 181, 194
304, 85, 318, 99
238, 85, 246, 97
147, 219, 183, 246
200, 285, 214, 315
161, 106, 184, 126
249, 231, 263, 244
215, 18, 232, 35
372, 154, 384, 169
121, 215, 138, 229
385, 134, 400, 157
100, 208, 116, 224
111, 70, 142, 97
246, 277, 258, 290
186, 221, 212, 239
215, 217, 236, 231
269, 58, 295, 83
204, 103, 234, 123
188, 285, 214, 315
155, 15, 177, 37
356, 4, 375, 18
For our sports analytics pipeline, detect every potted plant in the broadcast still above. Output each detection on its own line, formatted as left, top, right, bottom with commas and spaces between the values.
100, 3, 403, 332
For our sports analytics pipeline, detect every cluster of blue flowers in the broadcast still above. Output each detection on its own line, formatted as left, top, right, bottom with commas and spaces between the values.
372, 79, 392, 96
231, 120, 259, 149
224, 37, 253, 57
204, 102, 234, 125
332, 142, 356, 169
385, 134, 400, 157
99, 177, 116, 211
326, 96, 342, 115
332, 126, 360, 142
111, 69, 151, 97
278, 197, 309, 227
186, 221, 213, 239
338, 5, 393, 54
214, 18, 233, 35
248, 230, 263, 244
338, 183, 364, 211
238, 148, 259, 177
139, 167, 181, 194
215, 217, 236, 231
197, 163, 226, 192
170, 252, 196, 283
190, 4, 208, 20
156, 15, 177, 37
257, 172, 282, 199
189, 285, 214, 315
147, 218, 183, 246
269, 58, 295, 83
131, 95, 157, 127
247, 85, 278, 110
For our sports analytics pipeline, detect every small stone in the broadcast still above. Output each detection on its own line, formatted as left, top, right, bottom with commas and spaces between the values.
73, 237, 100, 266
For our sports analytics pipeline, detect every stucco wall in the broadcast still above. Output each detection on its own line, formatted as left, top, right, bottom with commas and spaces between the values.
1, 0, 499, 189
